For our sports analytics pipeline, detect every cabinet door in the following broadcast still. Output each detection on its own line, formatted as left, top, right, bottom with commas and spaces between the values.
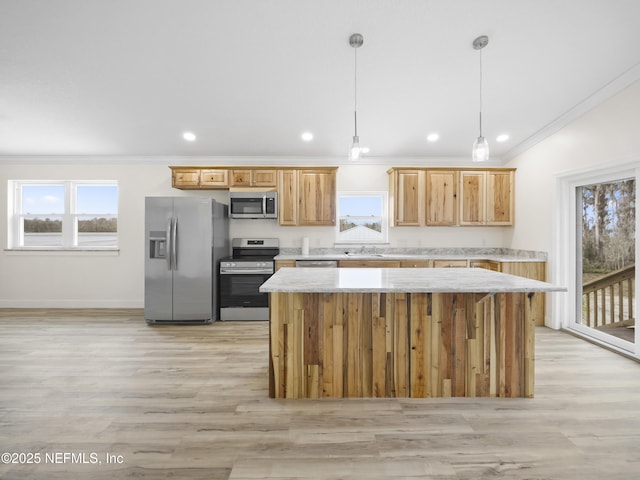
200, 169, 229, 188
278, 170, 298, 226
275, 260, 296, 271
426, 170, 458, 226
298, 170, 336, 226
172, 169, 200, 189
486, 171, 514, 225
230, 169, 252, 187
459, 171, 486, 225
393, 170, 424, 226
469, 260, 501, 271
252, 169, 277, 187
501, 262, 546, 326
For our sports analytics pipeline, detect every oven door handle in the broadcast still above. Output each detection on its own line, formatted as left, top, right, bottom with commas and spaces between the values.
220, 269, 273, 275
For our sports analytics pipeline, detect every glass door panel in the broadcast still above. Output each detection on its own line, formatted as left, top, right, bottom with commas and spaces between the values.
577, 178, 635, 347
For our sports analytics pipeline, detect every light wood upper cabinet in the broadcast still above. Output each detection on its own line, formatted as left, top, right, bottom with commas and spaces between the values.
298, 169, 336, 226
277, 167, 337, 227
459, 171, 486, 225
200, 169, 229, 188
278, 169, 298, 226
230, 169, 277, 187
171, 168, 201, 189
389, 169, 425, 226
459, 170, 514, 226
389, 167, 514, 227
170, 167, 228, 189
486, 170, 514, 225
426, 170, 458, 226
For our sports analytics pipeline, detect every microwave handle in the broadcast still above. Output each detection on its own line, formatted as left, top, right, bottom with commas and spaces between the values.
262, 195, 267, 218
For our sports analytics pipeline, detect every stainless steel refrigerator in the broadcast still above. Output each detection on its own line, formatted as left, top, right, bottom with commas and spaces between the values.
144, 197, 229, 324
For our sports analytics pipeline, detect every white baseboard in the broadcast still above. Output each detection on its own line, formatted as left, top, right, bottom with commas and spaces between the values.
0, 299, 144, 308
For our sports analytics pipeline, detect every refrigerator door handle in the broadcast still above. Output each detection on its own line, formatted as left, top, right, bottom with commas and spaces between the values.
171, 217, 178, 270
166, 218, 173, 270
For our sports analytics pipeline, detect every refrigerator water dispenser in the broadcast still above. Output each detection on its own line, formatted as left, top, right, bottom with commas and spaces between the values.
149, 231, 167, 259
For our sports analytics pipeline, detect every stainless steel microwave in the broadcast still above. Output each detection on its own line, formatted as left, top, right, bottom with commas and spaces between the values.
228, 191, 278, 219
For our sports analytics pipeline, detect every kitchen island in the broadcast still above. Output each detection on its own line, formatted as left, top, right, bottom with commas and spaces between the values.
259, 267, 565, 399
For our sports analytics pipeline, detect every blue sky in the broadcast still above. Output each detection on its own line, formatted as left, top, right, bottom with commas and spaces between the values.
22, 184, 118, 215
339, 196, 381, 217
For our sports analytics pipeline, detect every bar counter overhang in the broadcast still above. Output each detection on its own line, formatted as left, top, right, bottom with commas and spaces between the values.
260, 268, 566, 399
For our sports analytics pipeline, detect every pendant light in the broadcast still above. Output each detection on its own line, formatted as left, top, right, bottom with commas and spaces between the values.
349, 33, 364, 161
472, 35, 489, 162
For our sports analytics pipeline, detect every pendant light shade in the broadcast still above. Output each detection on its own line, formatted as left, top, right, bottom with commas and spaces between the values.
349, 33, 365, 161
472, 135, 489, 163
472, 35, 489, 162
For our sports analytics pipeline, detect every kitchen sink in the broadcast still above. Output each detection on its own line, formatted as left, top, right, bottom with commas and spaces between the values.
344, 252, 386, 258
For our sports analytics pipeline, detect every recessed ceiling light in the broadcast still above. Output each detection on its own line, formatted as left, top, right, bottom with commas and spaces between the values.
301, 132, 313, 142
182, 132, 196, 142
427, 133, 439, 142
496, 134, 509, 142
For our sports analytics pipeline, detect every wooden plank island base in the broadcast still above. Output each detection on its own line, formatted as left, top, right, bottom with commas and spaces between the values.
260, 268, 565, 399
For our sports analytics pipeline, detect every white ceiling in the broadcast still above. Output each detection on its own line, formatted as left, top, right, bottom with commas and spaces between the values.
1, 0, 640, 164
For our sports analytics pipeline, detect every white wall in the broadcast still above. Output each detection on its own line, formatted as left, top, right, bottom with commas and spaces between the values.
0, 161, 507, 307
506, 79, 640, 253
505, 79, 640, 328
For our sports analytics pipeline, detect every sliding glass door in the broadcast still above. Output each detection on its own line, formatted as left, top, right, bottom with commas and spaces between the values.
576, 177, 636, 350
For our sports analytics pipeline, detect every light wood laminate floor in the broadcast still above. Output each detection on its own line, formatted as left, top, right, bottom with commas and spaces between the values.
1, 309, 639, 479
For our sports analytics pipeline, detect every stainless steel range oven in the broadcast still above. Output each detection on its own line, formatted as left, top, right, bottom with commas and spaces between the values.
219, 238, 279, 321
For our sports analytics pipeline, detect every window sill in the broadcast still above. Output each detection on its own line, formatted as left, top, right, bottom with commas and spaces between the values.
4, 248, 120, 256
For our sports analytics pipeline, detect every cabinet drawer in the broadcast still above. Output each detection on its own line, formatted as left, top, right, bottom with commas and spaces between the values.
400, 260, 432, 268
432, 259, 468, 268
338, 260, 401, 268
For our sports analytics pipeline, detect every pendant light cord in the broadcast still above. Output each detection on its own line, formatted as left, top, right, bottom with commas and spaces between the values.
478, 47, 483, 137
354, 45, 358, 137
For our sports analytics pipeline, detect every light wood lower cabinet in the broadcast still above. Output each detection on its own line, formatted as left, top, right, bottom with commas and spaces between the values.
433, 259, 468, 268
400, 260, 432, 268
469, 259, 501, 271
338, 260, 401, 268
275, 260, 296, 271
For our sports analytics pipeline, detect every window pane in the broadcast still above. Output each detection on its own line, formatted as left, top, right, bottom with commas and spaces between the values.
77, 215, 118, 247
23, 215, 63, 246
337, 194, 386, 243
76, 185, 118, 214
75, 185, 118, 247
339, 196, 382, 216
21, 185, 64, 214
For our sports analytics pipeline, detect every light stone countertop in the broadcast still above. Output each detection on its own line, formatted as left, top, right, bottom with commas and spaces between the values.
259, 267, 566, 294
274, 247, 547, 263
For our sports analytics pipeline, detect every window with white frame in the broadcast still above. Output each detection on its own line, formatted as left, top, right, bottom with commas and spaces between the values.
8, 180, 119, 249
336, 192, 388, 244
